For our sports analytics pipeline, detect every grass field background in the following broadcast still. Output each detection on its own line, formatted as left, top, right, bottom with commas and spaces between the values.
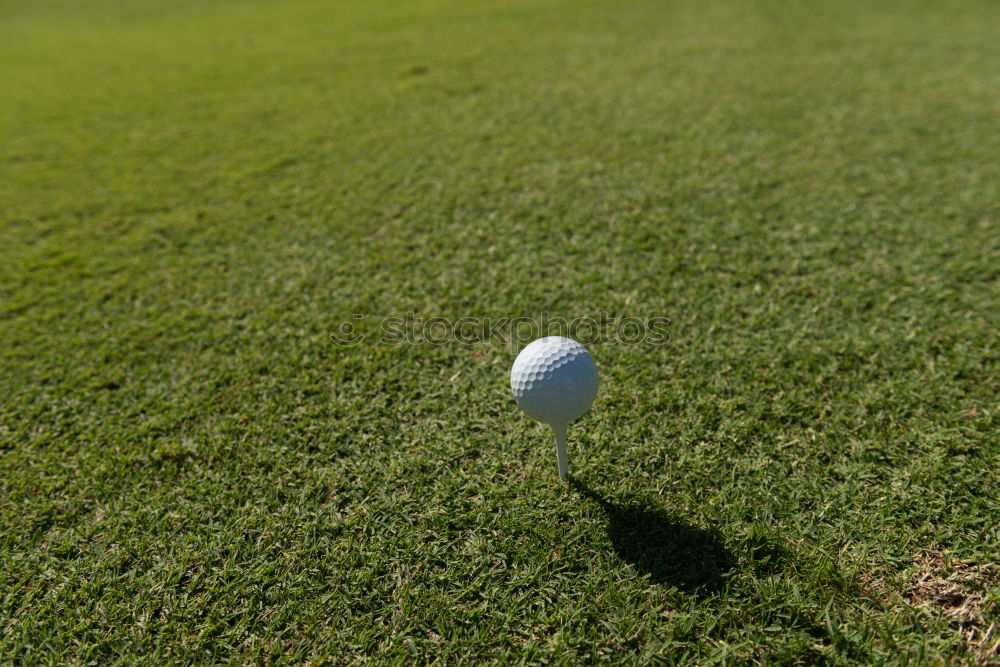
2, 0, 998, 663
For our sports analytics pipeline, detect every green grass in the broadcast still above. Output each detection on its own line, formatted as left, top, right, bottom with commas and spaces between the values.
2, 0, 999, 663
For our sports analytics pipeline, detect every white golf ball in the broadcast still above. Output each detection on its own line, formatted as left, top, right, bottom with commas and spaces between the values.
510, 336, 599, 425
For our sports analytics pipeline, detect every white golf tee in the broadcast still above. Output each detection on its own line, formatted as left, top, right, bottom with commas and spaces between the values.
551, 422, 569, 481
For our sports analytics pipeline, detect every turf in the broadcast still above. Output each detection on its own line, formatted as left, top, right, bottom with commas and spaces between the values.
2, 0, 998, 663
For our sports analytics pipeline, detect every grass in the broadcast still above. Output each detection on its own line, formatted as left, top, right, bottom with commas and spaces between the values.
1, 0, 998, 663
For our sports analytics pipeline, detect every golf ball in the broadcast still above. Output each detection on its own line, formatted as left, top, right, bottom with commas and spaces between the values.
510, 336, 599, 425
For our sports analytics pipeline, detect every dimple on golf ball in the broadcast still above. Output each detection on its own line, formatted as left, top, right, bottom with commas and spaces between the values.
510, 336, 599, 425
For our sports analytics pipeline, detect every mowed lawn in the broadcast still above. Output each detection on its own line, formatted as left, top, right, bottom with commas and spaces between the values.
2, 0, 998, 663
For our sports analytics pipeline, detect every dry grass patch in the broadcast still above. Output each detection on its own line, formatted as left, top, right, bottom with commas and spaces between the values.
904, 551, 1000, 663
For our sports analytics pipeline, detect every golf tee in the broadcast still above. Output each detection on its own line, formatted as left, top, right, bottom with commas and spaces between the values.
551, 422, 568, 481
